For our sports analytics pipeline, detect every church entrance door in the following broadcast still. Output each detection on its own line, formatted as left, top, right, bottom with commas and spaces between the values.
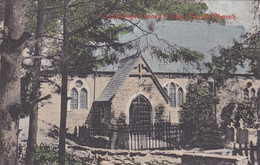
129, 95, 152, 126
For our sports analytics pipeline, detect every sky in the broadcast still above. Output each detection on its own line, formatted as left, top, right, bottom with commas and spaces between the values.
203, 0, 260, 32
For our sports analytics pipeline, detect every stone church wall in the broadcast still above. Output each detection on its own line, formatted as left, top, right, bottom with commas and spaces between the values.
38, 73, 260, 133
216, 76, 260, 125
111, 76, 170, 123
38, 74, 112, 133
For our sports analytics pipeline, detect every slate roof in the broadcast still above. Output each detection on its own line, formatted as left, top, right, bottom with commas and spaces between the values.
98, 20, 246, 73
97, 54, 141, 102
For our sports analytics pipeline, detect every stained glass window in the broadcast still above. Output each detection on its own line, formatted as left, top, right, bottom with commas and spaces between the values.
70, 88, 78, 110
178, 88, 184, 106
80, 88, 88, 109
169, 83, 176, 107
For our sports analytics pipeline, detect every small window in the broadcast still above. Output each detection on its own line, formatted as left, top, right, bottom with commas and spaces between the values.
80, 88, 88, 109
178, 88, 184, 106
244, 88, 249, 100
76, 80, 83, 88
169, 83, 176, 107
70, 88, 78, 110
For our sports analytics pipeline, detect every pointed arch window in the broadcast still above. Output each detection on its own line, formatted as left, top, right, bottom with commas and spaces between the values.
80, 88, 88, 109
251, 88, 256, 98
178, 88, 184, 106
169, 83, 176, 107
70, 88, 78, 110
244, 88, 249, 100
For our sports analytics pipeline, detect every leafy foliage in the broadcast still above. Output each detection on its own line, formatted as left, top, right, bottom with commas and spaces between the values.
23, 0, 211, 78
147, 1, 225, 24
207, 32, 260, 88
179, 83, 223, 149
34, 145, 88, 165
155, 104, 166, 123
235, 101, 257, 128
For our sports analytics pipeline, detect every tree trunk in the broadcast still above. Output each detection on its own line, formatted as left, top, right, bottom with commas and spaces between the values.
58, 0, 69, 164
0, 0, 27, 164
25, 0, 45, 164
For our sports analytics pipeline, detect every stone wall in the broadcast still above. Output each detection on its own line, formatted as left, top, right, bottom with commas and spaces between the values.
111, 75, 170, 123
38, 75, 112, 133
68, 145, 247, 165
38, 73, 260, 133
182, 153, 247, 165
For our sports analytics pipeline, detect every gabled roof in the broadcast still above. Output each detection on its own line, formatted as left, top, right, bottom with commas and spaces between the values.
98, 21, 245, 74
97, 54, 141, 102
97, 53, 169, 102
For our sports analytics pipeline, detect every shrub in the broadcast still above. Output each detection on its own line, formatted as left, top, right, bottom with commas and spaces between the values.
179, 84, 223, 149
34, 145, 88, 165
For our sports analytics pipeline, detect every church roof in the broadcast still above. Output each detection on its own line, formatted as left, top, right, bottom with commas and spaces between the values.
97, 53, 170, 102
97, 54, 141, 102
98, 20, 246, 74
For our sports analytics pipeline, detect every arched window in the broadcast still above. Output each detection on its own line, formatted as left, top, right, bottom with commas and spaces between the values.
70, 88, 78, 110
251, 88, 256, 98
178, 88, 184, 106
244, 88, 249, 99
80, 88, 88, 109
169, 83, 176, 107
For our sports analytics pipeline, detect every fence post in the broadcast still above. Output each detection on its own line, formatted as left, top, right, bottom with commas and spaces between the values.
110, 124, 118, 150
73, 126, 77, 138
245, 141, 248, 157
232, 143, 237, 156
257, 130, 260, 165
238, 143, 243, 156
250, 141, 255, 164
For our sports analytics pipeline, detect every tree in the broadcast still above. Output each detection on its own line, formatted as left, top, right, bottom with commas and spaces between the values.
0, 0, 31, 164
25, 0, 45, 164
58, 0, 69, 164
206, 1, 260, 127
23, 0, 211, 163
179, 83, 223, 149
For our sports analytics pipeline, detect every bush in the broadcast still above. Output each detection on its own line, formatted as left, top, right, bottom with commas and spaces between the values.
179, 84, 223, 149
34, 145, 88, 165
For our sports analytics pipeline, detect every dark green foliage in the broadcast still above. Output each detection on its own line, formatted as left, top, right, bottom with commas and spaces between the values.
117, 112, 127, 128
34, 145, 88, 165
0, 1, 4, 22
155, 48, 204, 65
155, 104, 166, 123
25, 0, 62, 36
220, 103, 236, 128
179, 84, 223, 149
23, 0, 211, 78
207, 32, 260, 88
220, 85, 257, 129
235, 101, 257, 128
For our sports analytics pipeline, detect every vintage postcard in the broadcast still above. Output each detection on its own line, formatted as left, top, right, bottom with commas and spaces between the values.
0, 0, 259, 164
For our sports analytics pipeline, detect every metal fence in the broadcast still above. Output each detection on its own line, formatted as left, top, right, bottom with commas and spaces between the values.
233, 141, 260, 165
69, 122, 187, 150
